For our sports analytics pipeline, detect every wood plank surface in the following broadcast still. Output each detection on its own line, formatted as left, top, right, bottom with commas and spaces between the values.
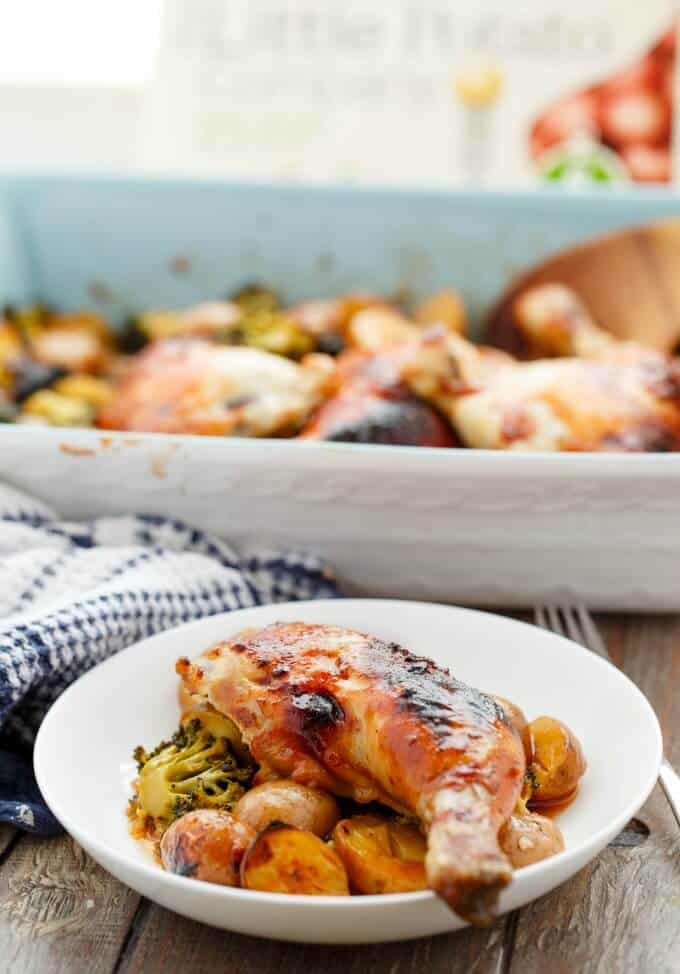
115, 907, 512, 974
0, 831, 140, 974
508, 615, 680, 974
0, 613, 677, 973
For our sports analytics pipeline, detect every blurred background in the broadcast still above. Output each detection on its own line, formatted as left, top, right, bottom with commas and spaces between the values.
1, 0, 677, 187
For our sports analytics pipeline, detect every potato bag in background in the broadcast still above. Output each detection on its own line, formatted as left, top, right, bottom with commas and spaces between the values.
140, 0, 677, 187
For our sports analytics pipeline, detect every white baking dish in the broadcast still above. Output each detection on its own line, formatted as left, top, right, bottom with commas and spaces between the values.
1, 175, 679, 609
4, 426, 679, 609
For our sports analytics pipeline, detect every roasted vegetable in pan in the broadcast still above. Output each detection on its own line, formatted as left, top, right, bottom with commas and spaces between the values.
134, 301, 241, 342
412, 288, 466, 335
20, 389, 95, 427
8, 278, 680, 453
52, 374, 115, 410
230, 284, 314, 358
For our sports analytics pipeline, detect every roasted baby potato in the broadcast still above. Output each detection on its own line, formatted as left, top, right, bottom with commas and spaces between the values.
347, 308, 417, 352
53, 374, 114, 409
332, 815, 427, 894
233, 780, 341, 837
413, 289, 466, 335
500, 807, 565, 868
241, 824, 349, 895
493, 695, 531, 760
0, 319, 24, 389
30, 312, 111, 374
135, 301, 241, 341
160, 808, 254, 885
20, 389, 95, 427
526, 716, 587, 804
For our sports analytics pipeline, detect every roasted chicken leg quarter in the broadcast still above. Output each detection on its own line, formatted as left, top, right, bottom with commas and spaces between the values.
176, 622, 525, 923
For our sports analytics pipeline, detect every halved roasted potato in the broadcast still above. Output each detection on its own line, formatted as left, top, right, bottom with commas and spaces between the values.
526, 716, 587, 805
240, 824, 349, 895
160, 809, 254, 885
332, 815, 427, 894
233, 780, 341, 837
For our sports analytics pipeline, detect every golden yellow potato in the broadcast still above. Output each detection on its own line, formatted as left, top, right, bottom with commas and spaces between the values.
413, 289, 467, 335
493, 695, 531, 761
500, 809, 565, 869
53, 374, 114, 409
386, 820, 428, 863
233, 781, 341, 837
31, 319, 109, 374
332, 815, 427, 895
526, 717, 587, 805
347, 308, 417, 352
160, 809, 254, 885
21, 389, 94, 427
241, 825, 349, 895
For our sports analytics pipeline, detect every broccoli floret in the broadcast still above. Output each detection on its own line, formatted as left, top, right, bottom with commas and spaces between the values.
228, 283, 313, 357
132, 709, 254, 834
230, 283, 280, 314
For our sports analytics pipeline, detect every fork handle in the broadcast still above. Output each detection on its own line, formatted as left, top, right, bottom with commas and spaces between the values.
659, 758, 680, 829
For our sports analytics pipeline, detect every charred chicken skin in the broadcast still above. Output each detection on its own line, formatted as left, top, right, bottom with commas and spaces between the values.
300, 347, 458, 446
176, 622, 525, 924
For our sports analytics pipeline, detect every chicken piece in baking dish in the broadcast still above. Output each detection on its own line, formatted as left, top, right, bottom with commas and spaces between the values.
97, 339, 333, 436
300, 347, 458, 446
510, 283, 657, 362
176, 622, 525, 924
392, 308, 680, 452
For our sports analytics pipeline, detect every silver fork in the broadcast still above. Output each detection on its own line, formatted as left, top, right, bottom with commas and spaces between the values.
534, 603, 680, 828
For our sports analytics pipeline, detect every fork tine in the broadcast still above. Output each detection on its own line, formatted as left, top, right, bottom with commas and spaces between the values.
559, 605, 585, 647
533, 605, 548, 630
576, 603, 610, 659
546, 605, 565, 637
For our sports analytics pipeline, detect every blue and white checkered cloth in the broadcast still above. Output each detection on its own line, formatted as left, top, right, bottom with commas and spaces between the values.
0, 482, 339, 835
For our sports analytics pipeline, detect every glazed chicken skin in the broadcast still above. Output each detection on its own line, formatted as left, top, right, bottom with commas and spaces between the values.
506, 284, 680, 450
97, 338, 333, 436
511, 283, 671, 363
176, 622, 525, 924
377, 292, 680, 452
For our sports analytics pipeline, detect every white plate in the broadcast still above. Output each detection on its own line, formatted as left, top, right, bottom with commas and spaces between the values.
34, 599, 662, 944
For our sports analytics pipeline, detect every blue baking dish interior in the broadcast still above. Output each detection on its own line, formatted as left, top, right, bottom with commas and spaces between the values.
1, 173, 680, 330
